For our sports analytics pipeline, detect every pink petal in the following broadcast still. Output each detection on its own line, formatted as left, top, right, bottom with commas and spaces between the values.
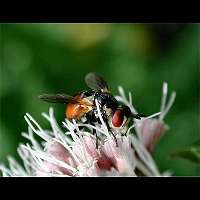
83, 136, 99, 159
48, 142, 77, 167
35, 161, 69, 176
102, 137, 134, 173
83, 136, 114, 170
137, 119, 165, 152
45, 142, 77, 175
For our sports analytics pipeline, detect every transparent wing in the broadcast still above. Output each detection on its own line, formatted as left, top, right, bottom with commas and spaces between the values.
85, 72, 109, 92
38, 94, 79, 104
38, 93, 94, 106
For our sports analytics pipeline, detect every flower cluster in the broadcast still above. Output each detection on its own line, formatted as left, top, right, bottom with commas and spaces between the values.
0, 83, 175, 177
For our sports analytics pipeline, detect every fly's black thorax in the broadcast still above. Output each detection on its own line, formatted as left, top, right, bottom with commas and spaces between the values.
94, 92, 119, 111
77, 90, 95, 98
77, 90, 119, 112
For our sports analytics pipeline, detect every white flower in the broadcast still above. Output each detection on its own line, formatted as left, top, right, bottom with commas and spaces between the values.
0, 83, 175, 177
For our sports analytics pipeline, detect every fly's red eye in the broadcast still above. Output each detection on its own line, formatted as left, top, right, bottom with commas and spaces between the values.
112, 110, 124, 127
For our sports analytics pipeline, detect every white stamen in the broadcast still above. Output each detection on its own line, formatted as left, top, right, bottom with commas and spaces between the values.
24, 114, 51, 142
23, 144, 77, 173
116, 86, 138, 114
159, 82, 168, 120
71, 119, 91, 164
127, 112, 161, 135
160, 92, 176, 120
128, 92, 133, 106
131, 136, 160, 176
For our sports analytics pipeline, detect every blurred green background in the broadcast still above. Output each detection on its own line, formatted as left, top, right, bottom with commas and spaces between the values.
0, 23, 199, 176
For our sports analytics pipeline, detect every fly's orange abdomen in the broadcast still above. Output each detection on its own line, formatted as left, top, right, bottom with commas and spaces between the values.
65, 103, 80, 119
65, 95, 93, 120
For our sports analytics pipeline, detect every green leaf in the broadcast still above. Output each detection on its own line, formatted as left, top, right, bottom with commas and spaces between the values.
191, 140, 200, 147
170, 146, 200, 164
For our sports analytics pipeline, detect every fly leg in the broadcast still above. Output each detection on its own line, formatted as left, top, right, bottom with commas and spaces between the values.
72, 119, 99, 149
72, 119, 84, 134
104, 116, 118, 147
98, 107, 118, 147
90, 122, 98, 149
85, 112, 99, 149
